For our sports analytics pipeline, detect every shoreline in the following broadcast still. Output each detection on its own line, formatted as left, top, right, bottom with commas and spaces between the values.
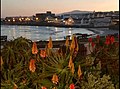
2, 23, 118, 29
1, 24, 119, 44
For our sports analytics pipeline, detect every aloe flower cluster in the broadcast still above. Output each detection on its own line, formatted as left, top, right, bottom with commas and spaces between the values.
1, 34, 119, 89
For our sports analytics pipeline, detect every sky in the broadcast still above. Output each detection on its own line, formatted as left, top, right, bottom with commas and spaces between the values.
1, 0, 119, 18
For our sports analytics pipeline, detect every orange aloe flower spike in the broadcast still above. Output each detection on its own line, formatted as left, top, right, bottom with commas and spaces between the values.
48, 37, 53, 49
105, 39, 110, 46
70, 35, 75, 51
76, 43, 79, 52
65, 37, 69, 47
71, 63, 75, 74
32, 42, 38, 54
29, 59, 36, 72
68, 56, 73, 69
41, 86, 47, 89
52, 73, 58, 84
110, 36, 115, 44
74, 36, 79, 52
40, 49, 46, 58
78, 65, 82, 78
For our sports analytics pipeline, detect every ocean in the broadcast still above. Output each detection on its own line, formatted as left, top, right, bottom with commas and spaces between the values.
1, 25, 119, 41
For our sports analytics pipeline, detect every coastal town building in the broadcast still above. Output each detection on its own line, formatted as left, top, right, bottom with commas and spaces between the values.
45, 16, 63, 24
45, 16, 55, 23
61, 12, 93, 19
35, 11, 55, 22
4, 16, 33, 22
64, 17, 75, 25
91, 17, 111, 27
61, 11, 119, 27
1, 11, 119, 28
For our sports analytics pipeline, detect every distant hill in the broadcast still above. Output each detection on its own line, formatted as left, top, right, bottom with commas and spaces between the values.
57, 10, 93, 16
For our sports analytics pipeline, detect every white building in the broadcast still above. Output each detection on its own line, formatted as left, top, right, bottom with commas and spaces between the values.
91, 17, 111, 27
64, 17, 74, 25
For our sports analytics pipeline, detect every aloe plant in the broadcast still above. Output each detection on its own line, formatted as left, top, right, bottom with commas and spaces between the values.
1, 35, 119, 89
38, 50, 74, 88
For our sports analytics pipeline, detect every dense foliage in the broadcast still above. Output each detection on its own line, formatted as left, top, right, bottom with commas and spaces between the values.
1, 35, 119, 89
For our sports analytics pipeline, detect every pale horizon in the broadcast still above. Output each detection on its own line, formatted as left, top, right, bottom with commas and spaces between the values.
1, 0, 119, 18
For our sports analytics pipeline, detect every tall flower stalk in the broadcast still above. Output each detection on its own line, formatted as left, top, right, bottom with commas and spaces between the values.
52, 73, 59, 84
77, 65, 82, 78
29, 59, 36, 72
32, 42, 38, 54
48, 37, 53, 49
70, 35, 79, 56
68, 56, 75, 74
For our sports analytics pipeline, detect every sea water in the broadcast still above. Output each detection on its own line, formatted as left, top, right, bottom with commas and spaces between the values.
1, 25, 119, 41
